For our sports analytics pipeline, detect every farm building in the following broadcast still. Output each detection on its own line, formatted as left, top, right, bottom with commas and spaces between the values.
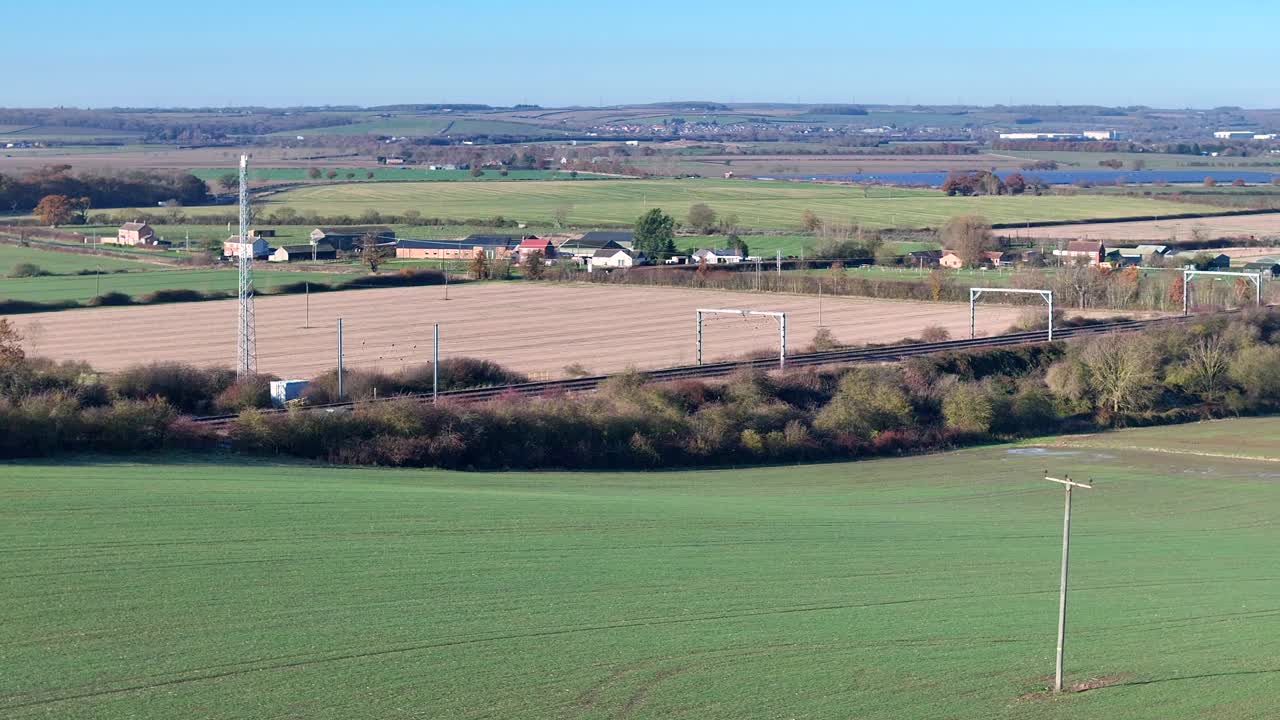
270, 243, 336, 263
692, 248, 744, 264
111, 221, 156, 247
516, 237, 557, 261
557, 236, 626, 260
560, 231, 634, 254
396, 239, 468, 260
1053, 240, 1106, 266
907, 250, 943, 267
982, 251, 1015, 267
589, 247, 637, 271
222, 236, 270, 259
395, 235, 521, 261
938, 249, 1016, 269
997, 132, 1085, 141
1175, 252, 1231, 270
463, 235, 521, 259
1107, 244, 1169, 267
309, 227, 396, 252
1107, 248, 1145, 266
1243, 259, 1280, 276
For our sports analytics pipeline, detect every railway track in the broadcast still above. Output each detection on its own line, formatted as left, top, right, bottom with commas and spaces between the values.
192, 315, 1191, 432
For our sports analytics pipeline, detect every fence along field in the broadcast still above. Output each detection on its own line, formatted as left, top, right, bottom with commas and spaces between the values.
3, 417, 1278, 719
113, 179, 1228, 231
8, 283, 1047, 377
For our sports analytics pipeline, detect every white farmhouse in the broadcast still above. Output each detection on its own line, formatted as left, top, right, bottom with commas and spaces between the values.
589, 247, 636, 271
692, 248, 743, 264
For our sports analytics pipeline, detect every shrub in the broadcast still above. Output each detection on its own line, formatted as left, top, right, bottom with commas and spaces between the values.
1007, 384, 1061, 435
942, 383, 993, 434
920, 325, 950, 343
110, 363, 236, 414
81, 398, 176, 452
435, 357, 529, 390
213, 375, 274, 413
814, 367, 912, 438
0, 298, 77, 314
563, 363, 591, 378
809, 327, 841, 352
340, 268, 444, 289
87, 292, 134, 307
140, 288, 211, 304
1229, 344, 1280, 403
270, 280, 334, 294
8, 262, 46, 278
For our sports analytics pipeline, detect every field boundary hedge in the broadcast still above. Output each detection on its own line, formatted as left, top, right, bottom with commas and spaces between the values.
0, 267, 451, 315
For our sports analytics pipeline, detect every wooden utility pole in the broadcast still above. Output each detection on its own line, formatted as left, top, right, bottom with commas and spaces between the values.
1044, 473, 1093, 693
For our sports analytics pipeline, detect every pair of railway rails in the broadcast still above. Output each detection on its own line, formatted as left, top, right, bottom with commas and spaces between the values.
193, 315, 1191, 432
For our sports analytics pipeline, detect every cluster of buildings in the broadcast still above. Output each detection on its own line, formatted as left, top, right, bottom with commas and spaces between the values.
997, 130, 1123, 141
222, 228, 649, 271
104, 221, 167, 248
99, 221, 754, 273
910, 240, 1278, 276
1213, 131, 1278, 141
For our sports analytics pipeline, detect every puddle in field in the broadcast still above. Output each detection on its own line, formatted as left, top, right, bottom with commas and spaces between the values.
1007, 448, 1082, 457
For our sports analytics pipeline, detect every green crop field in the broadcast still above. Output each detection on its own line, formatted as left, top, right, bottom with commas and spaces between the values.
3, 417, 1279, 719
0, 267, 352, 303
0, 126, 146, 140
1002, 150, 1280, 172
192, 168, 578, 183
140, 179, 1227, 231
0, 244, 160, 275
279, 117, 561, 137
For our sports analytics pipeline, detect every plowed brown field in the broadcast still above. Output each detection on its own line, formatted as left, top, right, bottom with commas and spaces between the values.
11, 284, 1066, 379
1001, 213, 1280, 242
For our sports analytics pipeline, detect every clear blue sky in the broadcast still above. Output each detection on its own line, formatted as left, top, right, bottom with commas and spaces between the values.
5, 0, 1279, 108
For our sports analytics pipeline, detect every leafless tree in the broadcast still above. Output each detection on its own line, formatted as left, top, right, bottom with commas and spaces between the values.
359, 232, 391, 273
940, 215, 994, 267
1181, 336, 1232, 399
1079, 335, 1158, 417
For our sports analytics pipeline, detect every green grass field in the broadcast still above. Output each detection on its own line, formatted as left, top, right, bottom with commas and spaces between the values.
134, 179, 1227, 231
278, 117, 561, 137
3, 417, 1279, 719
0, 126, 145, 140
0, 244, 159, 275
1003, 150, 1280, 171
0, 268, 352, 303
192, 168, 579, 183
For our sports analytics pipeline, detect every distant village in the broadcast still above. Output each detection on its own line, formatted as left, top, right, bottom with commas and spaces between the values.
100, 221, 1280, 277
101, 221, 758, 272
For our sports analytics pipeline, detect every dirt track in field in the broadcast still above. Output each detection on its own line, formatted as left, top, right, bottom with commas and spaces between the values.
998, 213, 1280, 242
11, 284, 1075, 379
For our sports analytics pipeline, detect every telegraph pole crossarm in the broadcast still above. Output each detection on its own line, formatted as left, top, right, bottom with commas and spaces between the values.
1044, 472, 1093, 693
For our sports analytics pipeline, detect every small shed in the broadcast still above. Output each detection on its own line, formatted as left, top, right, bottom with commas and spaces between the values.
271, 243, 336, 262
1242, 258, 1280, 277
270, 380, 310, 407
